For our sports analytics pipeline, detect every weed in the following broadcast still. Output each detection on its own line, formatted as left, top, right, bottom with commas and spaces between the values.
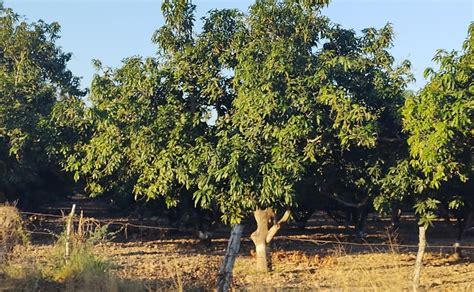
0, 212, 140, 292
385, 226, 401, 254
41, 213, 112, 283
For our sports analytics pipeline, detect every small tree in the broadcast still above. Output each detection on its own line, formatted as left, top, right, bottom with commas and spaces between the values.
403, 22, 473, 234
402, 23, 473, 289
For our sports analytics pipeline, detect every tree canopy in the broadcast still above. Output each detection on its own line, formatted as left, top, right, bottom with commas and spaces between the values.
401, 23, 473, 226
0, 6, 84, 202
1, 0, 472, 275
186, 0, 412, 225
64, 1, 413, 227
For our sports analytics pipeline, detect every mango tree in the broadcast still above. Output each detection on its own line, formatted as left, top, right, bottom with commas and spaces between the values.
402, 23, 473, 289
66, 0, 411, 273
185, 0, 411, 272
0, 6, 85, 204
295, 24, 413, 238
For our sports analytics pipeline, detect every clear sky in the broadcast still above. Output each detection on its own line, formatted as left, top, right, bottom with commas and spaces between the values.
4, 0, 473, 91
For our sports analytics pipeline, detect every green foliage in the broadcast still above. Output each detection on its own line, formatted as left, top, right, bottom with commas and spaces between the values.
414, 198, 440, 228
403, 23, 472, 188
0, 7, 85, 202
65, 57, 206, 207
305, 23, 412, 217
401, 23, 473, 225
183, 2, 411, 224
63, 0, 413, 225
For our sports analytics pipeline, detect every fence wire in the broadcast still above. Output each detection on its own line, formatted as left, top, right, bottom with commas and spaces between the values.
279, 237, 474, 250
19, 211, 474, 250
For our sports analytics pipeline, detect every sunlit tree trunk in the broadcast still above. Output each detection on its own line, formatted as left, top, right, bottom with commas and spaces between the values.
413, 226, 426, 292
251, 209, 270, 272
250, 208, 290, 273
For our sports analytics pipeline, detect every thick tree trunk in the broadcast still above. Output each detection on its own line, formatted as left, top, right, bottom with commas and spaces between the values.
251, 209, 270, 272
217, 224, 244, 292
413, 226, 426, 292
250, 208, 291, 272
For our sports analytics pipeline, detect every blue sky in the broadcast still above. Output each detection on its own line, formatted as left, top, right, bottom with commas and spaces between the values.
4, 0, 473, 91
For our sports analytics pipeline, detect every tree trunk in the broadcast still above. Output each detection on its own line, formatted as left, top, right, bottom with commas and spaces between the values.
391, 206, 401, 230
355, 206, 369, 239
250, 208, 291, 273
454, 210, 473, 258
217, 224, 244, 292
413, 225, 426, 292
251, 209, 270, 272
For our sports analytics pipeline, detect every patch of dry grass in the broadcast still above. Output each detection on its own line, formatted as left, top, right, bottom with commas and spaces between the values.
0, 204, 28, 261
0, 212, 150, 292
233, 244, 474, 291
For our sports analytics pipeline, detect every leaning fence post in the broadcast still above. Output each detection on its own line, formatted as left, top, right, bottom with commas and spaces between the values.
65, 204, 76, 260
217, 224, 244, 292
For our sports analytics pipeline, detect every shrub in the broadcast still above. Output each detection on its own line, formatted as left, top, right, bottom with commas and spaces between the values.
0, 204, 28, 261
42, 216, 111, 282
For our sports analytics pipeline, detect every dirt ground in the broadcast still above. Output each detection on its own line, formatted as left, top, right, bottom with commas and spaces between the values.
1, 195, 473, 291
3, 236, 473, 291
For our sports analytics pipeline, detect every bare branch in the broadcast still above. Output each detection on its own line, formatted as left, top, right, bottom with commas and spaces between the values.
266, 209, 291, 243
307, 135, 322, 143
377, 136, 404, 143
324, 193, 370, 208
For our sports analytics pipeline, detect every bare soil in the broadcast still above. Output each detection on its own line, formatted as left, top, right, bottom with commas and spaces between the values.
2, 195, 473, 291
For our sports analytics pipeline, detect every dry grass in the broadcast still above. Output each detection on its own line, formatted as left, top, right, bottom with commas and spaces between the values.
0, 211, 150, 292
0, 262, 148, 292
2, 239, 473, 291
2, 209, 473, 291
232, 243, 474, 291
0, 204, 28, 262
317, 252, 473, 291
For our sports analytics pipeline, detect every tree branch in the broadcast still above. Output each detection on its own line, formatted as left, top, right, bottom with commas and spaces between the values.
307, 135, 322, 144
266, 209, 291, 243
324, 192, 370, 208
377, 136, 404, 143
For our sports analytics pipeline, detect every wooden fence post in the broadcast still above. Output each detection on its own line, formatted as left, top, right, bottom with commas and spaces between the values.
65, 204, 76, 260
413, 225, 426, 292
217, 224, 244, 292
